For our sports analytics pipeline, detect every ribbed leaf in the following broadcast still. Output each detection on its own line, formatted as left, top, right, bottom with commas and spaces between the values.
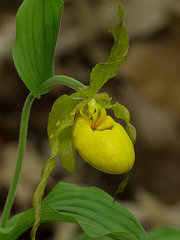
0, 183, 146, 240
43, 183, 144, 239
72, 232, 137, 240
72, 233, 111, 240
147, 227, 180, 240
13, 0, 64, 98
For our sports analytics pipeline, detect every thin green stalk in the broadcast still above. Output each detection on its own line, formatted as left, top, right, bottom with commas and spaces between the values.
0, 77, 84, 228
40, 75, 86, 94
0, 93, 35, 228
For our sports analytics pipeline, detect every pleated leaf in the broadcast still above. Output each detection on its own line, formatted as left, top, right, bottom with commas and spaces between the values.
72, 232, 141, 240
147, 227, 180, 240
0, 182, 147, 240
13, 0, 64, 98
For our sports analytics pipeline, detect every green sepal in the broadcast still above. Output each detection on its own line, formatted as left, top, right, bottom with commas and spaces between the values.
94, 93, 136, 194
126, 123, 136, 145
30, 157, 56, 240
94, 92, 112, 109
48, 94, 79, 173
111, 102, 130, 123
13, 0, 64, 98
58, 126, 76, 174
114, 169, 133, 200
111, 102, 136, 144
79, 1, 129, 98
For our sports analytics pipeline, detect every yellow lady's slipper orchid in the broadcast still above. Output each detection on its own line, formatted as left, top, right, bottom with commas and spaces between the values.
73, 105, 135, 174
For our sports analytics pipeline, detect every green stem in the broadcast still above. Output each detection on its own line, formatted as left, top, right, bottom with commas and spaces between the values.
0, 76, 84, 227
0, 93, 35, 228
40, 75, 86, 94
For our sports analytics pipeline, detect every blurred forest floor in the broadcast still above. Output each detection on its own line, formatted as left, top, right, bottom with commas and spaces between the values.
0, 0, 180, 239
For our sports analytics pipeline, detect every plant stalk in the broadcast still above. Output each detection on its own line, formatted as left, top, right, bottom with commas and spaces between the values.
0, 77, 84, 228
0, 93, 35, 228
40, 75, 86, 94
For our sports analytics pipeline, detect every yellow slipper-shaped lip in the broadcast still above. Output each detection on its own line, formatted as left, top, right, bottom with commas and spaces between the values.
73, 114, 135, 174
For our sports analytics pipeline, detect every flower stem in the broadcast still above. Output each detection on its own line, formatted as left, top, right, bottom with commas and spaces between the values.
40, 75, 86, 94
0, 93, 35, 228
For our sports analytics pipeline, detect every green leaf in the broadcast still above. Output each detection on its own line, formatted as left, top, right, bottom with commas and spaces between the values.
13, 0, 64, 98
31, 157, 56, 240
107, 232, 140, 240
72, 233, 111, 240
79, 1, 129, 98
147, 227, 180, 240
0, 183, 146, 240
43, 183, 146, 240
0, 206, 74, 240
72, 232, 137, 240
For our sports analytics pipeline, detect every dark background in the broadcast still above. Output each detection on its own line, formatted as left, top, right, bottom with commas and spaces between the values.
0, 0, 180, 239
